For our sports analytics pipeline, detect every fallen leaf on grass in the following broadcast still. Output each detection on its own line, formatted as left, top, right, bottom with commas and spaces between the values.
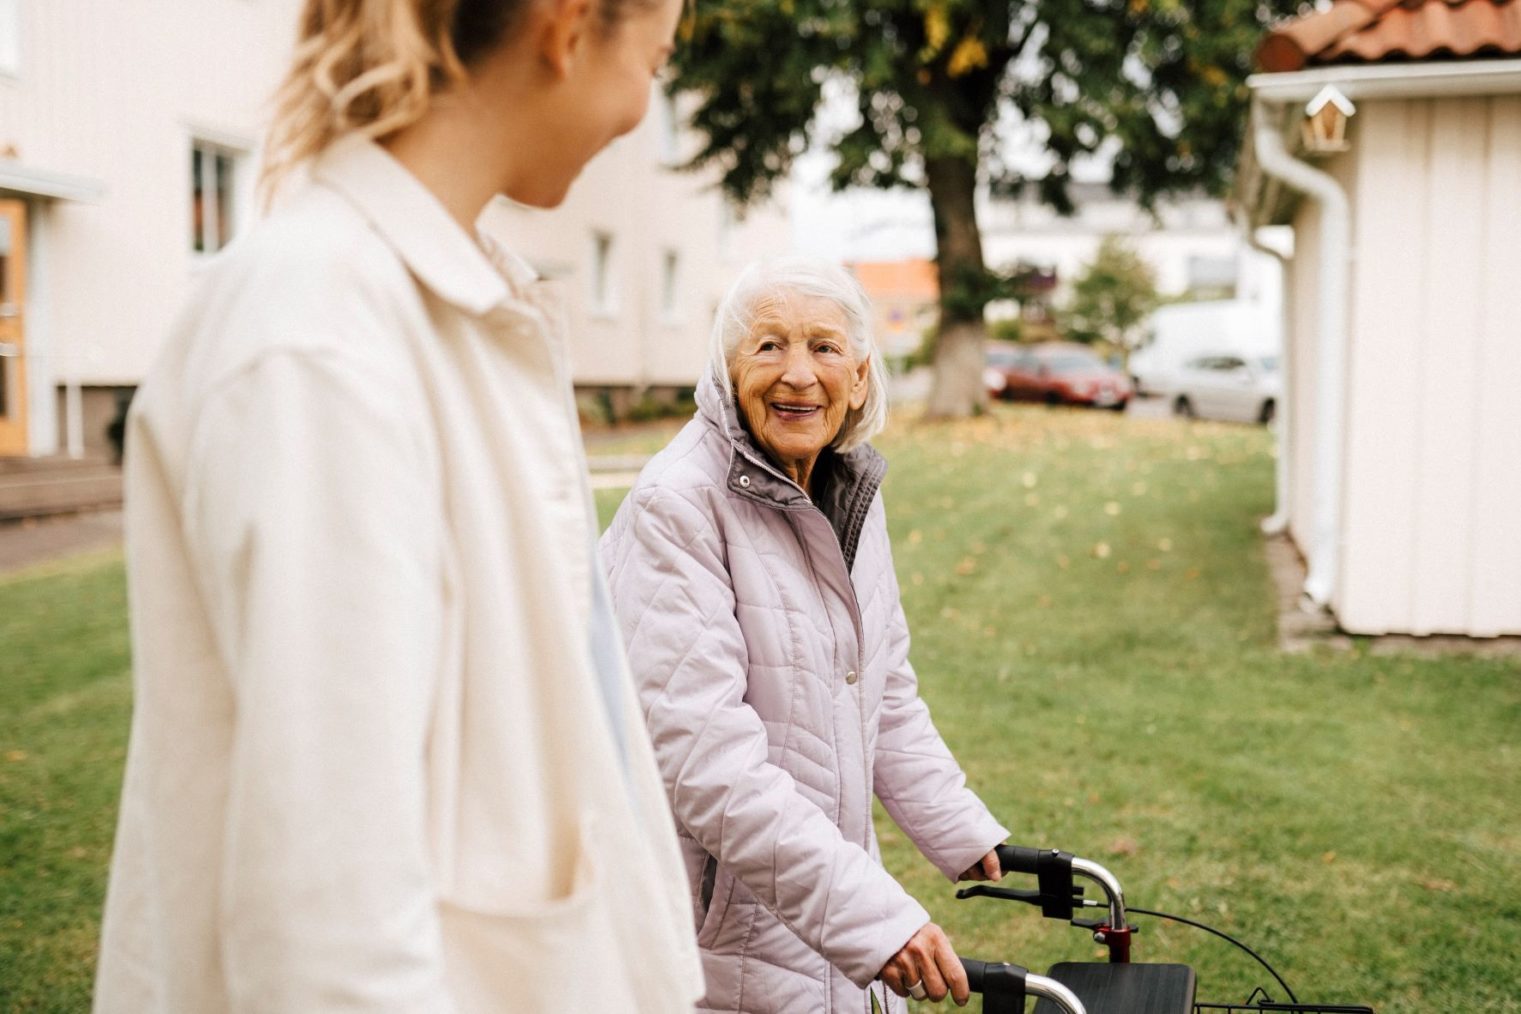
1104, 501, 1122, 516
1109, 836, 1140, 857
1116, 561, 1131, 574
1158, 538, 1173, 552
1322, 851, 1337, 865
1093, 542, 1112, 559
4, 751, 25, 763
1420, 878, 1457, 893
1146, 559, 1162, 570
955, 557, 978, 576
907, 529, 923, 545
1185, 567, 1202, 580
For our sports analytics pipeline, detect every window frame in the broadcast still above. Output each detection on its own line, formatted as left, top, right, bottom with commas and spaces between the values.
659, 248, 682, 324
0, 0, 21, 79
190, 137, 246, 258
589, 231, 618, 319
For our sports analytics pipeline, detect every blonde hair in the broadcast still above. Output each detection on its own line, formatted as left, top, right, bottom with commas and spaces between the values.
710, 256, 890, 454
260, 0, 659, 201
262, 0, 544, 202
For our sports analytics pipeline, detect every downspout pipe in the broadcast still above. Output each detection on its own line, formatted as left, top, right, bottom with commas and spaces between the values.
1248, 95, 1351, 609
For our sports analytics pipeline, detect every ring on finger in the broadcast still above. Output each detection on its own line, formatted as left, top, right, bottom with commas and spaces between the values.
908, 980, 928, 1001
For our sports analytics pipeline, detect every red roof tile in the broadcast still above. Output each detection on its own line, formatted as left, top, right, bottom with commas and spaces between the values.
1256, 0, 1521, 72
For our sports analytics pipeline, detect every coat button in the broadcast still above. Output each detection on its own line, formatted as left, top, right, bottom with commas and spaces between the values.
845, 671, 858, 685
738, 475, 751, 488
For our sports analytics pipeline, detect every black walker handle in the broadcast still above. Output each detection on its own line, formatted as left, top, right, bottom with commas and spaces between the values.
959, 957, 1087, 1014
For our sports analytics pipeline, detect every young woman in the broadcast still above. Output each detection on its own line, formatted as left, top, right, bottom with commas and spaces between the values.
93, 1, 701, 1011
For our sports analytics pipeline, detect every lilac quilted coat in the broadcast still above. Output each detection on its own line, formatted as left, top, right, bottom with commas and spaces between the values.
601, 373, 1008, 1014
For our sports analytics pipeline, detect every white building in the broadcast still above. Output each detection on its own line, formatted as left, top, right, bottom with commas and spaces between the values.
1239, 0, 1521, 637
978, 183, 1283, 308
481, 90, 790, 410
0, 0, 787, 459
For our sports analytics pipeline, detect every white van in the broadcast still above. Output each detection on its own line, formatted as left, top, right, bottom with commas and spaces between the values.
1130, 300, 1280, 402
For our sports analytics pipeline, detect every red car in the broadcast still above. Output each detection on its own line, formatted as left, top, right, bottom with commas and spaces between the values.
984, 342, 1132, 410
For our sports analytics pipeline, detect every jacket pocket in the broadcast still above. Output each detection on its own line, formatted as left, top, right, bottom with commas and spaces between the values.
437, 817, 632, 1012
696, 863, 736, 949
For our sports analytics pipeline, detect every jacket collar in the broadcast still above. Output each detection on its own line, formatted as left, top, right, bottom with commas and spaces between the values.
312, 134, 516, 317
695, 369, 887, 569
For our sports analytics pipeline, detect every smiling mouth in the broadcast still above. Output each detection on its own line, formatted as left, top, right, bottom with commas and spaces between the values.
771, 402, 822, 419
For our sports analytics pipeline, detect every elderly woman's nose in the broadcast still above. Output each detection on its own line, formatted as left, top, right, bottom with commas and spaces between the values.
778, 343, 818, 387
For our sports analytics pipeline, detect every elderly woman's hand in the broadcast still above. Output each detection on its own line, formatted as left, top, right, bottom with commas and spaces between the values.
957, 848, 1003, 882
881, 922, 970, 1005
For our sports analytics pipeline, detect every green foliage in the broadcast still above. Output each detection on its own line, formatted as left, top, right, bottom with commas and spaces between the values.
1059, 234, 1161, 348
988, 317, 1023, 343
672, 0, 1299, 209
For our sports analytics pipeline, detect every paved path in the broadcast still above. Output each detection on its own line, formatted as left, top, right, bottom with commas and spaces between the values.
0, 510, 124, 576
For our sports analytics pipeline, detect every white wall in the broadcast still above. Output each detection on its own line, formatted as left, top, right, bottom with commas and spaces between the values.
481, 92, 791, 389
1303, 94, 1521, 637
0, 4, 790, 457
0, 0, 301, 390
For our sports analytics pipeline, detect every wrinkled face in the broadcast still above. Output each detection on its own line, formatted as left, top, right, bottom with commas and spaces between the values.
730, 291, 871, 474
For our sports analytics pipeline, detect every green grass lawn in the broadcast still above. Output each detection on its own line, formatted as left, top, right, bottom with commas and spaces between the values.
4, 407, 1519, 1012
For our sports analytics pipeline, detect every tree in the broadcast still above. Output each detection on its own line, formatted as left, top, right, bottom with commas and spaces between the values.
669, 0, 1296, 417
1060, 235, 1159, 354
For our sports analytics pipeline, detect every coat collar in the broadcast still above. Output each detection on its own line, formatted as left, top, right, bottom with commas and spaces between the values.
312, 134, 521, 317
695, 369, 887, 570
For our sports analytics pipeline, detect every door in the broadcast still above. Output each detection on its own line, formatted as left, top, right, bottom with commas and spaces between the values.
0, 199, 27, 456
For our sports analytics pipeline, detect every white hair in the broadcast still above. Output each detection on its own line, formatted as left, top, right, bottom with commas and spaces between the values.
709, 255, 889, 454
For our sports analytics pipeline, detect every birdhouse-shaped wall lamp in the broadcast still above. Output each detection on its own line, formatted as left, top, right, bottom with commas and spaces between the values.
1303, 85, 1356, 154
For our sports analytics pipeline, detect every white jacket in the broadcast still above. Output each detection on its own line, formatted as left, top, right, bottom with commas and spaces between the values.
94, 135, 703, 1013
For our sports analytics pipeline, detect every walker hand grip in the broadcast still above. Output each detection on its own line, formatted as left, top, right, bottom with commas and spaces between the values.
960, 957, 1026, 994
995, 844, 1044, 875
961, 958, 1087, 1014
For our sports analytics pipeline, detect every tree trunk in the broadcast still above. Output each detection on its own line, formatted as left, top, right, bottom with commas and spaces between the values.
923, 154, 989, 419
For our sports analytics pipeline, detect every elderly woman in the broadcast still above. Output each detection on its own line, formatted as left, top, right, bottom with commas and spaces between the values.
601, 257, 1009, 1012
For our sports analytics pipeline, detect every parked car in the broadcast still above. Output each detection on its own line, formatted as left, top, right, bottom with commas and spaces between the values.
1130, 300, 1279, 397
984, 342, 1132, 410
1164, 353, 1280, 424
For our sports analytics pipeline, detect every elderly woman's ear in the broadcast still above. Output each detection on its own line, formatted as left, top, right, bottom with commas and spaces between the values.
850, 356, 871, 412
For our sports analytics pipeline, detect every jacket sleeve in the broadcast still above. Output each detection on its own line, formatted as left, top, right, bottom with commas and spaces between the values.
182, 349, 456, 1013
603, 486, 930, 988
872, 542, 1009, 883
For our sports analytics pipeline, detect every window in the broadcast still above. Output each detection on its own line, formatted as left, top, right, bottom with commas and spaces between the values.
1185, 255, 1238, 298
655, 87, 680, 164
191, 140, 242, 255
590, 232, 616, 315
0, 0, 19, 77
660, 249, 680, 321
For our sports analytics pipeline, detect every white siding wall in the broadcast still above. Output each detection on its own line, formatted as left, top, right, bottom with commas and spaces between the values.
1285, 194, 1323, 555
481, 103, 790, 390
2, 5, 789, 456
0, 0, 301, 390
1333, 96, 1521, 636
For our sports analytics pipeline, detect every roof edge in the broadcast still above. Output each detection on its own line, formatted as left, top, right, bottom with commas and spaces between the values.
0, 162, 107, 203
1248, 55, 1521, 100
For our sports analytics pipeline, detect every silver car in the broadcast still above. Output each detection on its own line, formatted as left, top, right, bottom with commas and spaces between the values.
1167, 354, 1280, 424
